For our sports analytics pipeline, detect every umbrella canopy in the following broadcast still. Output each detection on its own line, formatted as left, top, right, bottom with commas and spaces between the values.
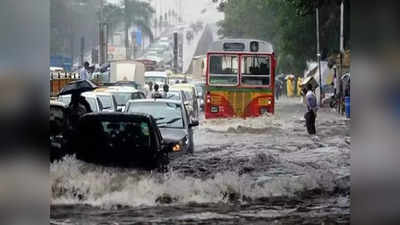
58, 80, 98, 96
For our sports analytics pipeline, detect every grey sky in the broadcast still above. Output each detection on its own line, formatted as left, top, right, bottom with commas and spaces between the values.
106, 0, 223, 24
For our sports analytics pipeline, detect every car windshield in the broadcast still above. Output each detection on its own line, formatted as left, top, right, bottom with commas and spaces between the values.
195, 85, 203, 96
98, 95, 113, 109
58, 95, 97, 112
58, 95, 71, 105
85, 97, 98, 112
111, 92, 143, 106
145, 76, 167, 84
166, 91, 181, 100
183, 91, 192, 101
128, 102, 184, 128
99, 120, 151, 149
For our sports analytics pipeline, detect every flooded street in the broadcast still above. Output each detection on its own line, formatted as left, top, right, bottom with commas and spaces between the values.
50, 98, 350, 224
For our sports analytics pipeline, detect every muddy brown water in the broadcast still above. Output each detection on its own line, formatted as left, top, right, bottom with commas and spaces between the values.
51, 97, 350, 224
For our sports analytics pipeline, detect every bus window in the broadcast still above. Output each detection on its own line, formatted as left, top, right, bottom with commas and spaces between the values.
209, 55, 238, 85
241, 56, 270, 86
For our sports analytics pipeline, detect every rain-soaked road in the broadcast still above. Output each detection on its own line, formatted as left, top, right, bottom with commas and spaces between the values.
50, 97, 350, 225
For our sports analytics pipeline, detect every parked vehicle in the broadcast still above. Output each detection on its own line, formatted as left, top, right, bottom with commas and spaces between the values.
125, 99, 199, 153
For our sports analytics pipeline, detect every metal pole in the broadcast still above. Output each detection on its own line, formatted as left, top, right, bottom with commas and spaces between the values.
339, 1, 344, 114
99, 0, 105, 65
105, 23, 109, 63
316, 7, 322, 105
99, 23, 104, 65
80, 36, 85, 66
124, 0, 130, 59
340, 1, 344, 53
173, 32, 178, 73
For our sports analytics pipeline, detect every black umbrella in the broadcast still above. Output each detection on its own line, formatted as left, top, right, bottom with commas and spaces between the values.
58, 80, 98, 96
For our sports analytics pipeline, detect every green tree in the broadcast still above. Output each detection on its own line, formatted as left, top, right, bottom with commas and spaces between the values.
214, 0, 350, 75
103, 0, 155, 41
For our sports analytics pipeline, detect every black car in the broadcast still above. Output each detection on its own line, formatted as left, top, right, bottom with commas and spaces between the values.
50, 110, 180, 170
50, 100, 68, 162
125, 99, 199, 154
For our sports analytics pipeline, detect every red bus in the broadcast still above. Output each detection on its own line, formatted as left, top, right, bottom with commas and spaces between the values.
205, 39, 276, 119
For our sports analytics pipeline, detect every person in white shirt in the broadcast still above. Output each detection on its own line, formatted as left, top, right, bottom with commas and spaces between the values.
79, 62, 90, 80
303, 84, 318, 135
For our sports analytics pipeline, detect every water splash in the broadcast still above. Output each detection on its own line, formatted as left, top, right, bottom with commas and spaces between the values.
51, 154, 347, 209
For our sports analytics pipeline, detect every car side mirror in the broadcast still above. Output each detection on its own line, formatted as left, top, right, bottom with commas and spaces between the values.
189, 120, 199, 127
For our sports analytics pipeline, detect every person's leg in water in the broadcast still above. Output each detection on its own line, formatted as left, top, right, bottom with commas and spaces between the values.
305, 111, 316, 135
310, 111, 316, 134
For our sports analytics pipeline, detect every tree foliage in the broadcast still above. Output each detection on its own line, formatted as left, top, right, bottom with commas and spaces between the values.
103, 0, 155, 40
214, 0, 350, 75
50, 0, 155, 59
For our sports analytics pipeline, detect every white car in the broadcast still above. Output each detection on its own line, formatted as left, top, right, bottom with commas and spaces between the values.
58, 93, 104, 112
90, 92, 118, 112
98, 86, 146, 112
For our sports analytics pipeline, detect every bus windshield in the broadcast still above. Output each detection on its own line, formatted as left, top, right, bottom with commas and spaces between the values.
209, 55, 238, 85
241, 55, 270, 86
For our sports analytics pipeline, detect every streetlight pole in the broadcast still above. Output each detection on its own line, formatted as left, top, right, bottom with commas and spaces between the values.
99, 0, 105, 65
316, 7, 322, 105
124, 0, 130, 60
339, 0, 344, 114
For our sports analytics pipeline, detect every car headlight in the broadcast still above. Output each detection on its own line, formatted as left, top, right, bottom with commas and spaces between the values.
172, 144, 182, 152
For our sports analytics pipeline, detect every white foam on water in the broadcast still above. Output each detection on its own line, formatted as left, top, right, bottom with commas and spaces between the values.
51, 155, 343, 209
199, 114, 283, 133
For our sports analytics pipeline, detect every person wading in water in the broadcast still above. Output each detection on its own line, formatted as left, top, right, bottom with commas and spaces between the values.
303, 84, 318, 135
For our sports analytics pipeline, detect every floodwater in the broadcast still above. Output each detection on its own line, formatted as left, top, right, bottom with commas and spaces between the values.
50, 97, 350, 225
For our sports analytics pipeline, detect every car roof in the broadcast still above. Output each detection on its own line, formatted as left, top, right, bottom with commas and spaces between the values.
172, 83, 196, 88
50, 100, 66, 108
90, 91, 113, 96
102, 86, 141, 93
170, 85, 195, 92
82, 92, 101, 98
145, 71, 168, 77
81, 112, 153, 121
168, 89, 183, 94
126, 98, 182, 105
